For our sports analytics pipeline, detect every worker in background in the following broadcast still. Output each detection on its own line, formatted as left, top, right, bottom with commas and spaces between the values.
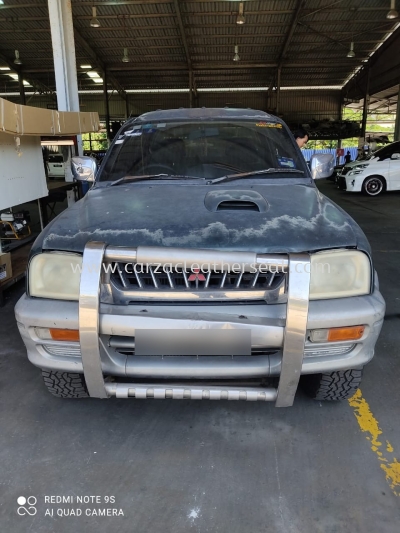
344, 150, 352, 164
294, 128, 309, 149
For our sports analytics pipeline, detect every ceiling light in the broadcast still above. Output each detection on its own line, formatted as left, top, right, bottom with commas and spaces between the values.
92, 77, 103, 83
90, 6, 100, 28
87, 70, 100, 78
14, 50, 22, 65
122, 48, 130, 63
8, 74, 19, 80
233, 45, 240, 62
0, 67, 10, 71
236, 2, 245, 24
387, 0, 398, 18
23, 81, 32, 87
80, 64, 92, 69
347, 42, 355, 58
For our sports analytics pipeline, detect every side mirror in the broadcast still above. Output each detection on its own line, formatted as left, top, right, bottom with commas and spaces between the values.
310, 153, 335, 180
71, 156, 97, 182
391, 153, 400, 160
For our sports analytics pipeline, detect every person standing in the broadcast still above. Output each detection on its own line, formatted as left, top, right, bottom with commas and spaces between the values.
293, 128, 309, 148
344, 150, 352, 164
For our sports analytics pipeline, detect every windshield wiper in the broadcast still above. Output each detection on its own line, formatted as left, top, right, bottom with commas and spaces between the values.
210, 168, 304, 184
110, 174, 203, 186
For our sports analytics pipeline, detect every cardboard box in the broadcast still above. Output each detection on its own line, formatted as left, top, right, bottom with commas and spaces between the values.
0, 96, 100, 136
0, 131, 48, 211
0, 252, 12, 284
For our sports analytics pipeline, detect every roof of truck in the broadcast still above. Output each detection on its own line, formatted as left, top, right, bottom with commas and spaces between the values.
134, 108, 280, 123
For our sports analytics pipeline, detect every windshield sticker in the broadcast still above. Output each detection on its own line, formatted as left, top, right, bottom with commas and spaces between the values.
115, 139, 124, 144
157, 123, 166, 128
143, 124, 154, 129
132, 125, 142, 130
278, 156, 296, 168
256, 122, 283, 128
126, 131, 142, 137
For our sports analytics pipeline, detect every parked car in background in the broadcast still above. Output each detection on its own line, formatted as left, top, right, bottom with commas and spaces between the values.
47, 154, 65, 179
338, 141, 400, 196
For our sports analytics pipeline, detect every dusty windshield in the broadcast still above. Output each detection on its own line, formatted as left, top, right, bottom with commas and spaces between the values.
99, 120, 306, 182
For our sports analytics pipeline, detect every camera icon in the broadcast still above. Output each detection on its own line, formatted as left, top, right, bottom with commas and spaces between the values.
17, 496, 37, 516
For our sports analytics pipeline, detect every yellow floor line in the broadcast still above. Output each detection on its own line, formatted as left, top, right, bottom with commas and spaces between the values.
348, 389, 400, 497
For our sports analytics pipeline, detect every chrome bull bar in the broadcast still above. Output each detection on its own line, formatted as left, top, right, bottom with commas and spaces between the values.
79, 242, 310, 407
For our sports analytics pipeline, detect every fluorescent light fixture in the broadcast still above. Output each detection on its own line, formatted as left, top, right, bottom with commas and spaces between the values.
237, 2, 245, 24
23, 81, 32, 86
0, 66, 10, 71
8, 74, 19, 80
41, 140, 75, 146
233, 45, 240, 62
122, 48, 130, 63
87, 70, 100, 78
14, 50, 22, 65
347, 41, 355, 58
80, 64, 92, 69
387, 0, 398, 18
90, 6, 100, 28
0, 86, 344, 98
92, 77, 103, 83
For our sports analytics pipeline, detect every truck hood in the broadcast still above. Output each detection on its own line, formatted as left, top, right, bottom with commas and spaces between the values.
36, 181, 369, 255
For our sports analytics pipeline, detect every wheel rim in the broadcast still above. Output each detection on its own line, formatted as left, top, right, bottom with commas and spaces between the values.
365, 178, 383, 195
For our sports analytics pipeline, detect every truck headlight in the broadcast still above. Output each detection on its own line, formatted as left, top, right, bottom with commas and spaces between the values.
310, 250, 371, 300
29, 252, 82, 300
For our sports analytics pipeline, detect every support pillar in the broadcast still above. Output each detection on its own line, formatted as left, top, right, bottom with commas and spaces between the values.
189, 70, 194, 109
276, 67, 282, 115
394, 84, 400, 142
103, 70, 111, 144
47, 0, 83, 164
125, 94, 130, 119
18, 73, 26, 106
360, 66, 370, 143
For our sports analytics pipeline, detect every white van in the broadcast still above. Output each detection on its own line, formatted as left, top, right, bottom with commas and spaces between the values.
340, 141, 400, 196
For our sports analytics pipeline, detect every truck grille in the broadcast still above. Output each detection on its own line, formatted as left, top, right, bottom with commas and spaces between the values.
113, 265, 283, 291
109, 264, 286, 303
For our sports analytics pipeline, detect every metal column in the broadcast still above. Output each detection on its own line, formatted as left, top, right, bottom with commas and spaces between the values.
18, 73, 26, 106
360, 65, 370, 143
276, 67, 282, 115
47, 0, 83, 158
103, 70, 111, 144
189, 71, 194, 109
394, 84, 400, 142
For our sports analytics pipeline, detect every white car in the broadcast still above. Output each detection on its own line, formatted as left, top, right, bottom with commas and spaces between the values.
47, 154, 65, 179
341, 141, 400, 196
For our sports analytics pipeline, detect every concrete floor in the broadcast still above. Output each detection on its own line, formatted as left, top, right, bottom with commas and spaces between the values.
0, 180, 399, 533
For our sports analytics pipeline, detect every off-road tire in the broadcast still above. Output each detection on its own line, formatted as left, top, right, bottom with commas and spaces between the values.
41, 370, 89, 398
301, 369, 363, 401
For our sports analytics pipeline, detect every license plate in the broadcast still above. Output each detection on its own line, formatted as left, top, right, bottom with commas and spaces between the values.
135, 329, 251, 356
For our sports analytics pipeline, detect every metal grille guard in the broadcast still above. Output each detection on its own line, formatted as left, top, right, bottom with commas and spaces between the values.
79, 242, 310, 407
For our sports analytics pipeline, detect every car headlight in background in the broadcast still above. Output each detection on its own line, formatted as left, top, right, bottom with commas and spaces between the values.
309, 250, 371, 300
29, 252, 82, 300
348, 164, 369, 175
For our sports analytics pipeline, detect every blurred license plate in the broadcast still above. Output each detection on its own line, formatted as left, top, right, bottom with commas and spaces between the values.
135, 329, 251, 356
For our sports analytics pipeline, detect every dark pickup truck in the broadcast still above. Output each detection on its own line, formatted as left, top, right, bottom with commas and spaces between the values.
15, 108, 385, 406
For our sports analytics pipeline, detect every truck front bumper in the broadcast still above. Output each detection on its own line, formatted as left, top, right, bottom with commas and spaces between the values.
15, 275, 385, 406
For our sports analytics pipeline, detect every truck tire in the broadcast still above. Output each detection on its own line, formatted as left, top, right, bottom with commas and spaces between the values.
301, 369, 362, 401
41, 370, 89, 398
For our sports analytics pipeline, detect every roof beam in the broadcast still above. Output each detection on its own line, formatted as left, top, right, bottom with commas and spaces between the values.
278, 0, 306, 66
172, 0, 197, 98
73, 27, 127, 101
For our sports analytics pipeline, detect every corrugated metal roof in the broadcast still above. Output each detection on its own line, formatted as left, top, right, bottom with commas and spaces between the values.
0, 0, 398, 102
